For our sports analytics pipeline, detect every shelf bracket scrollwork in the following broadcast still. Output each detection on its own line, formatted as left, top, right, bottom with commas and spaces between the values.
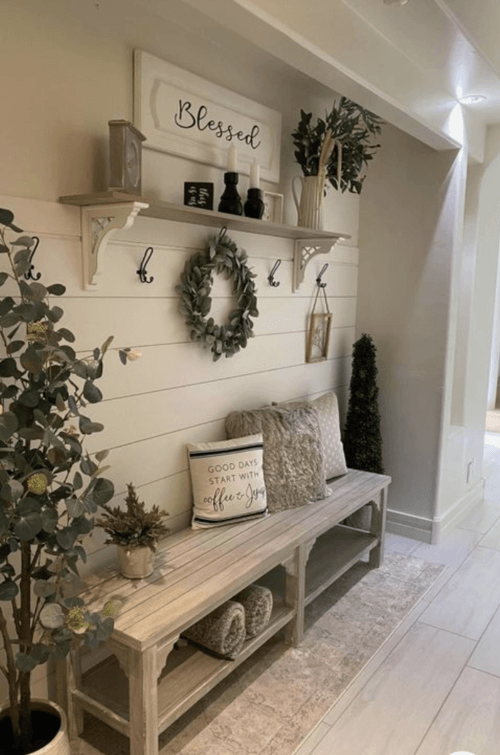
293, 238, 343, 292
81, 201, 149, 290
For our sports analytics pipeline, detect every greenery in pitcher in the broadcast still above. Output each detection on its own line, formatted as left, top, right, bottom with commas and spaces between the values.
292, 96, 384, 194
97, 482, 170, 551
0, 209, 133, 753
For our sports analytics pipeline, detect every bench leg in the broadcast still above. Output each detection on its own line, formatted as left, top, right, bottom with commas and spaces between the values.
55, 650, 84, 740
283, 539, 315, 646
129, 646, 158, 755
369, 485, 388, 568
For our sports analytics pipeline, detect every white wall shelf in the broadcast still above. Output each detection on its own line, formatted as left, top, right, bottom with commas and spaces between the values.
59, 192, 350, 291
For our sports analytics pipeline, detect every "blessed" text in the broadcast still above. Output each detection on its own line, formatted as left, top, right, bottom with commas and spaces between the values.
174, 100, 261, 150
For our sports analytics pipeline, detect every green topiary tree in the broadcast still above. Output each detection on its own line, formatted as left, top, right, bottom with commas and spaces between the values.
343, 333, 384, 474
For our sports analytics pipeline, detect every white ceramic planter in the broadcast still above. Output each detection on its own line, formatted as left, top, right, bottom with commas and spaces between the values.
0, 698, 70, 755
117, 545, 154, 579
292, 174, 324, 230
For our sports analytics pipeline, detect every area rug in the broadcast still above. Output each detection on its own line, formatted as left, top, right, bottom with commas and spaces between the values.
74, 552, 445, 755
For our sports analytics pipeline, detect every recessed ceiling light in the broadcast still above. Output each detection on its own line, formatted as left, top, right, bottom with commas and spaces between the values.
459, 94, 486, 105
384, 0, 408, 5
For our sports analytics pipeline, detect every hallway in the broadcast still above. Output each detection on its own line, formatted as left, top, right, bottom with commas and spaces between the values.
296, 433, 500, 755
486, 379, 500, 433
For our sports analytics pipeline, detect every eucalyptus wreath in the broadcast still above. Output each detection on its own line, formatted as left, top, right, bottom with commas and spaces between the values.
176, 230, 259, 362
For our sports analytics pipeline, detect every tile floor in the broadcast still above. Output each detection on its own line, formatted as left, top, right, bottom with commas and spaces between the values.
295, 432, 500, 755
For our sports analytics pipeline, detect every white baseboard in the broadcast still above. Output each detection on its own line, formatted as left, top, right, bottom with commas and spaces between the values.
431, 477, 485, 542
386, 477, 486, 545
386, 509, 433, 543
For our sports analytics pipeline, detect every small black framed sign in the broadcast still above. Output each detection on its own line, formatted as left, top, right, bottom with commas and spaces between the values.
184, 182, 214, 210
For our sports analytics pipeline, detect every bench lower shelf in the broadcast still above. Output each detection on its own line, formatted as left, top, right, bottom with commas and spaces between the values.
258, 525, 378, 604
79, 600, 294, 734
306, 524, 378, 605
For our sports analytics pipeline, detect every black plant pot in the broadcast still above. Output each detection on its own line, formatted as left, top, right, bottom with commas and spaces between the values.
0, 699, 70, 755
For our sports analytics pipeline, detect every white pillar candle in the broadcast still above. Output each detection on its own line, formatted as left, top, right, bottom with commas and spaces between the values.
250, 160, 260, 189
227, 144, 238, 172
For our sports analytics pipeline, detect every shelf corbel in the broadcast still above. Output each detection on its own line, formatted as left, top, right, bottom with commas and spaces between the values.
293, 238, 342, 292
81, 201, 149, 290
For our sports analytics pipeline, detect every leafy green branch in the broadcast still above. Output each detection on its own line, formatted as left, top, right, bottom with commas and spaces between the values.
291, 95, 384, 194
0, 212, 134, 753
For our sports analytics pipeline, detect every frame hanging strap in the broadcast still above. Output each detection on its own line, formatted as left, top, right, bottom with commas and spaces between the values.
311, 285, 330, 315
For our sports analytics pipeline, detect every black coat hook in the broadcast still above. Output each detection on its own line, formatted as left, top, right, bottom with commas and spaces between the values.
137, 246, 154, 284
316, 263, 329, 288
216, 226, 228, 245
24, 236, 41, 281
268, 259, 282, 287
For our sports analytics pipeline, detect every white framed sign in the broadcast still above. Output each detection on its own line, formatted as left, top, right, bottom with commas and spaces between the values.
263, 191, 284, 223
134, 50, 281, 183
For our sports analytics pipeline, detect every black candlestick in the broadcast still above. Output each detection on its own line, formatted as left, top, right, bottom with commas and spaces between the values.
218, 172, 243, 216
244, 188, 265, 219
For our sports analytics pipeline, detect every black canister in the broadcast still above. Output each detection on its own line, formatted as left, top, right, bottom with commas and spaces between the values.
244, 188, 265, 219
218, 172, 243, 216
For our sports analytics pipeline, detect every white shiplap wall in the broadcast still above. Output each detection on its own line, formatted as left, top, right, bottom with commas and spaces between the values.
0, 193, 358, 697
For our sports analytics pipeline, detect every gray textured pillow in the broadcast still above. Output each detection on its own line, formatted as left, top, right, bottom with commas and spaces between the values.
276, 392, 347, 480
226, 405, 329, 513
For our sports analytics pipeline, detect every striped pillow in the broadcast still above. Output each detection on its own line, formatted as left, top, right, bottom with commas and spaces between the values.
187, 434, 268, 529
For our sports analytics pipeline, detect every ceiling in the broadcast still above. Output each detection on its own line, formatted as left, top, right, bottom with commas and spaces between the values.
168, 0, 500, 163
344, 0, 500, 123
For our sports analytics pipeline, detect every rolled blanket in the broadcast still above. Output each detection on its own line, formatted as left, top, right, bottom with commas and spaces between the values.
234, 584, 273, 638
182, 600, 246, 660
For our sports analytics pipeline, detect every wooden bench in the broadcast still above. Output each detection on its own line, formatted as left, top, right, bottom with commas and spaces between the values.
56, 468, 390, 755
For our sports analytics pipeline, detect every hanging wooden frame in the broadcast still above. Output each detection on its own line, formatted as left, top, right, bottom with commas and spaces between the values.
306, 286, 332, 363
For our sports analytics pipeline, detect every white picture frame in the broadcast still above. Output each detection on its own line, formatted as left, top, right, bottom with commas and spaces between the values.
134, 50, 282, 183
263, 191, 284, 223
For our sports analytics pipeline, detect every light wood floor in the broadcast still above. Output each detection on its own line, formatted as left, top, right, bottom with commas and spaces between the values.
295, 433, 500, 755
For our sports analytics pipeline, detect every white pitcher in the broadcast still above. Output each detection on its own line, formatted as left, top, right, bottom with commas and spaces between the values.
292, 175, 324, 230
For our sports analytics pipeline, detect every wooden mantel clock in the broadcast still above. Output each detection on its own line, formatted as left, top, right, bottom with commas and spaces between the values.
108, 119, 146, 195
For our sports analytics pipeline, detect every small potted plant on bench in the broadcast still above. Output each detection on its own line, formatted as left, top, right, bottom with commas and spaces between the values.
0, 210, 133, 755
96, 483, 170, 579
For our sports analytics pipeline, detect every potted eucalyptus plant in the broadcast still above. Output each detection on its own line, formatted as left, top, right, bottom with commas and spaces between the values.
0, 209, 135, 754
291, 95, 384, 228
96, 483, 169, 579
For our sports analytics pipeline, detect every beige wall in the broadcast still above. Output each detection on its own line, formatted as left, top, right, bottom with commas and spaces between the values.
0, 0, 361, 700
0, 0, 356, 230
437, 127, 500, 534
463, 128, 500, 473
4, 0, 496, 704
356, 125, 476, 541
